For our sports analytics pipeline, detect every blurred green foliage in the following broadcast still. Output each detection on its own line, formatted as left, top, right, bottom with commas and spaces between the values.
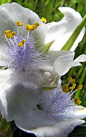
0, 0, 86, 137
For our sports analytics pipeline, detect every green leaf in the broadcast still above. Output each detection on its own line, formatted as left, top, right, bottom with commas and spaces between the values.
68, 125, 86, 137
40, 40, 55, 53
0, 0, 12, 5
61, 15, 86, 51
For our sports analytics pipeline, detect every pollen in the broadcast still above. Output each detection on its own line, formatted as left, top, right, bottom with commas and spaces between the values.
62, 84, 69, 93
74, 98, 82, 106
16, 20, 23, 26
77, 85, 83, 90
68, 77, 75, 83
41, 17, 47, 23
69, 83, 76, 90
18, 39, 25, 47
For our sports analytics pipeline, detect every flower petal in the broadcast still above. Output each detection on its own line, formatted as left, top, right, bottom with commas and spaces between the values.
0, 7, 16, 45
0, 69, 43, 121
48, 50, 74, 65
15, 109, 84, 137
74, 54, 86, 62
1, 2, 45, 47
38, 86, 86, 121
0, 49, 8, 66
53, 52, 75, 75
38, 51, 74, 74
31, 119, 84, 137
45, 7, 85, 51
71, 54, 86, 67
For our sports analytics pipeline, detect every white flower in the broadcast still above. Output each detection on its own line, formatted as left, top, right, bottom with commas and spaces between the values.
15, 85, 86, 137
0, 2, 86, 137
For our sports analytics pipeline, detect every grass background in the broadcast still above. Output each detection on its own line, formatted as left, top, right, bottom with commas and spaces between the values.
0, 0, 86, 137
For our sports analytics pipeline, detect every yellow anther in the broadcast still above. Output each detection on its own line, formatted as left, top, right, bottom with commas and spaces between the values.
18, 39, 25, 47
68, 77, 75, 83
77, 85, 83, 90
16, 20, 23, 26
26, 24, 34, 31
5, 30, 15, 39
75, 98, 82, 106
69, 83, 76, 90
5, 33, 12, 39
34, 23, 39, 28
21, 39, 25, 44
11, 31, 16, 36
62, 84, 69, 93
26, 23, 39, 31
5, 30, 10, 34
41, 17, 47, 23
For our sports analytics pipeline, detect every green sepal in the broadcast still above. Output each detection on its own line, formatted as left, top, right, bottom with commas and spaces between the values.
61, 15, 86, 51
43, 85, 57, 91
0, 118, 10, 132
0, 118, 13, 137
40, 40, 55, 53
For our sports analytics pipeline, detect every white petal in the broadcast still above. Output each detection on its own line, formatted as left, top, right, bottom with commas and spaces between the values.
48, 50, 74, 65
0, 50, 8, 66
45, 7, 85, 51
31, 119, 84, 137
57, 105, 86, 120
53, 52, 74, 75
71, 54, 86, 67
1, 2, 45, 47
0, 69, 43, 121
38, 87, 86, 121
15, 109, 84, 137
0, 7, 16, 45
38, 51, 74, 74
74, 54, 86, 62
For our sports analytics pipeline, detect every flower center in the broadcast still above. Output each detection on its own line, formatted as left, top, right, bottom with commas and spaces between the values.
4, 21, 41, 72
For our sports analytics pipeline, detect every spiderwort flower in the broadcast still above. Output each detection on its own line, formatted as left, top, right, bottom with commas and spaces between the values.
0, 2, 86, 137
15, 79, 86, 137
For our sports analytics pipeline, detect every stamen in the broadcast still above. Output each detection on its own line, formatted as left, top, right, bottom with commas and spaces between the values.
26, 23, 39, 31
41, 17, 47, 23
11, 31, 16, 36
77, 85, 83, 90
34, 23, 39, 28
16, 20, 23, 26
5, 30, 10, 34
68, 77, 75, 83
69, 83, 76, 90
18, 39, 25, 47
62, 84, 69, 93
26, 24, 34, 31
5, 30, 16, 39
74, 98, 82, 106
